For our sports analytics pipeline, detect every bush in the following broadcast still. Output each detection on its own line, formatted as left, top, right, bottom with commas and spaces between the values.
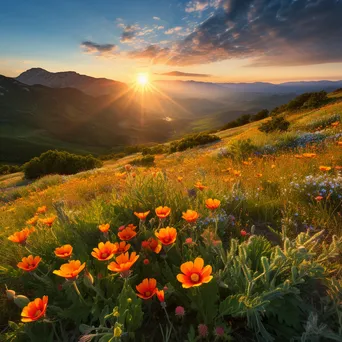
169, 133, 220, 153
0, 164, 21, 175
250, 109, 269, 122
306, 114, 341, 131
23, 150, 102, 179
131, 154, 155, 166
99, 152, 126, 161
287, 91, 328, 111
259, 116, 290, 133
226, 139, 258, 160
142, 144, 167, 155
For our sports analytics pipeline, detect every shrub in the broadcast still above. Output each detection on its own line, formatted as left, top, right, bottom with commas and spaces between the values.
220, 114, 252, 130
23, 150, 102, 179
306, 114, 341, 131
169, 133, 220, 153
0, 164, 21, 175
99, 152, 126, 161
142, 144, 167, 155
287, 91, 328, 111
226, 139, 258, 160
131, 154, 155, 166
259, 116, 290, 133
270, 104, 288, 116
251, 109, 269, 122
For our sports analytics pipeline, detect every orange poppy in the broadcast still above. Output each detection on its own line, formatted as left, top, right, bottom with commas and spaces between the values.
271, 164, 276, 169
182, 210, 200, 223
155, 227, 177, 245
21, 296, 48, 323
338, 141, 342, 146
134, 211, 150, 221
136, 278, 157, 299
256, 173, 263, 178
107, 251, 139, 274
233, 170, 241, 177
194, 181, 207, 191
36, 206, 47, 214
113, 241, 131, 254
8, 227, 35, 245
54, 244, 73, 259
98, 224, 110, 233
302, 153, 316, 158
17, 255, 41, 272
53, 260, 86, 280
295, 155, 303, 159
91, 241, 117, 261
40, 215, 56, 228
315, 196, 323, 201
331, 121, 339, 127
118, 226, 137, 241
155, 206, 171, 219
242, 161, 252, 166
176, 257, 213, 288
142, 237, 162, 254
205, 198, 221, 210
319, 166, 331, 171
26, 216, 39, 226
126, 224, 137, 231
125, 164, 132, 172
177, 177, 183, 182
156, 289, 165, 303
335, 166, 342, 170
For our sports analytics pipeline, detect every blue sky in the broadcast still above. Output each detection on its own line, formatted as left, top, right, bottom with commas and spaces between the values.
1, 0, 342, 83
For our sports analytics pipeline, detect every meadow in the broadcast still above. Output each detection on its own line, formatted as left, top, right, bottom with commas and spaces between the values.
1, 92, 342, 341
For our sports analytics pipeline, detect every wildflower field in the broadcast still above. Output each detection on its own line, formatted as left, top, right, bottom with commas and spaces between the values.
1, 92, 342, 341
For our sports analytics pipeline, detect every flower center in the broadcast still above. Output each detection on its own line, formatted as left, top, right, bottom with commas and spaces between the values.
145, 291, 151, 297
190, 273, 200, 283
34, 310, 42, 317
101, 253, 108, 259
164, 237, 169, 243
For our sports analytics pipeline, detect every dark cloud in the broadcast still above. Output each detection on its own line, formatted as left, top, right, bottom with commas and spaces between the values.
155, 71, 211, 77
127, 45, 170, 61
81, 41, 117, 56
129, 0, 342, 66
121, 25, 137, 43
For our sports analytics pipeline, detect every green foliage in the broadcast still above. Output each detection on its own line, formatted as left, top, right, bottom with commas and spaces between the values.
0, 164, 21, 175
287, 91, 328, 111
169, 133, 220, 153
131, 154, 155, 166
259, 116, 290, 133
142, 144, 167, 155
220, 114, 252, 130
23, 150, 102, 179
226, 139, 258, 160
251, 109, 269, 122
305, 113, 340, 131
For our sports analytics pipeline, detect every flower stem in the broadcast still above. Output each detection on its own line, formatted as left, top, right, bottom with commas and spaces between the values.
72, 281, 86, 305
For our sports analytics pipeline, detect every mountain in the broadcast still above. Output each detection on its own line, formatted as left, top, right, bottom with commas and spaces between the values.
17, 68, 126, 97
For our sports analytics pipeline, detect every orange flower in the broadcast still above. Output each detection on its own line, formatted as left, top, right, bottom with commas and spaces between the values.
271, 164, 276, 169
107, 251, 139, 274
125, 164, 132, 171
176, 257, 213, 289
233, 170, 241, 177
36, 206, 47, 214
242, 161, 252, 166
118, 226, 137, 241
113, 241, 131, 254
156, 289, 165, 303
136, 278, 157, 299
54, 244, 73, 259
177, 176, 183, 182
155, 227, 177, 245
91, 241, 117, 261
155, 206, 171, 219
26, 216, 39, 226
98, 223, 110, 233
302, 153, 316, 158
331, 121, 339, 127
194, 181, 207, 191
319, 166, 331, 171
335, 166, 342, 170
295, 154, 303, 159
315, 196, 323, 201
256, 173, 263, 178
8, 227, 35, 245
126, 224, 137, 231
17, 255, 41, 272
53, 260, 86, 280
40, 215, 56, 227
142, 237, 162, 254
338, 141, 342, 146
21, 296, 48, 323
182, 210, 199, 223
134, 211, 150, 221
205, 198, 221, 210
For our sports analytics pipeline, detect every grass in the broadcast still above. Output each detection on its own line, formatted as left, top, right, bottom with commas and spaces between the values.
0, 93, 342, 341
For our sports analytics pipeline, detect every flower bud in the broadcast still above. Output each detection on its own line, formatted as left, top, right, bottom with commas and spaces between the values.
127, 298, 132, 303
14, 295, 30, 308
83, 269, 94, 287
6, 289, 16, 300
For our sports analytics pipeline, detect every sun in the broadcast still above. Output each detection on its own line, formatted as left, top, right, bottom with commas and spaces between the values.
137, 73, 149, 86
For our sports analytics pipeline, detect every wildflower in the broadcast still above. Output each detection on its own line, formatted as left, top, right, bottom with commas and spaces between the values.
84, 269, 94, 286
256, 173, 263, 178
40, 215, 56, 228
242, 161, 252, 165
53, 260, 86, 280
177, 257, 213, 288
185, 237, 193, 245
91, 241, 117, 261
215, 326, 225, 337
143, 258, 149, 265
198, 324, 209, 338
54, 244, 73, 259
194, 181, 207, 191
155, 206, 171, 219
118, 226, 137, 241
315, 196, 323, 201
205, 198, 221, 210
8, 227, 35, 245
113, 241, 131, 254
36, 206, 47, 214
6, 288, 16, 300
136, 278, 157, 299
26, 216, 39, 226
17, 255, 41, 272
240, 229, 247, 237
107, 251, 139, 275
302, 153, 316, 158
118, 225, 125, 231
21, 296, 48, 323
125, 164, 132, 172
113, 325, 122, 338
134, 211, 150, 221
177, 176, 183, 182
98, 224, 110, 233
155, 227, 177, 245
233, 170, 241, 177
182, 210, 199, 223
126, 223, 137, 231
271, 164, 276, 169
156, 289, 165, 303
331, 121, 339, 127
319, 166, 331, 171
175, 306, 185, 317
335, 166, 342, 170
295, 154, 303, 159
141, 238, 162, 254
338, 141, 342, 146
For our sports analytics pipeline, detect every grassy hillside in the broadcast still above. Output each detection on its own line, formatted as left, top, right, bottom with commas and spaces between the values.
0, 91, 342, 341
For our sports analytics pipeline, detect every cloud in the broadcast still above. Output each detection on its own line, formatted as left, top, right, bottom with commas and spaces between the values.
128, 0, 342, 67
127, 45, 170, 62
120, 25, 138, 43
153, 16, 161, 20
164, 26, 183, 35
185, 0, 209, 13
155, 71, 211, 77
81, 41, 117, 56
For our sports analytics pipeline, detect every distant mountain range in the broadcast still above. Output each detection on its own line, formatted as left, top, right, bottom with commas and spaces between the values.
1, 67, 341, 164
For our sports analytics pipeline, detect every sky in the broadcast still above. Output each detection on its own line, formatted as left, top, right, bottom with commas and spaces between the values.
1, 0, 342, 83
